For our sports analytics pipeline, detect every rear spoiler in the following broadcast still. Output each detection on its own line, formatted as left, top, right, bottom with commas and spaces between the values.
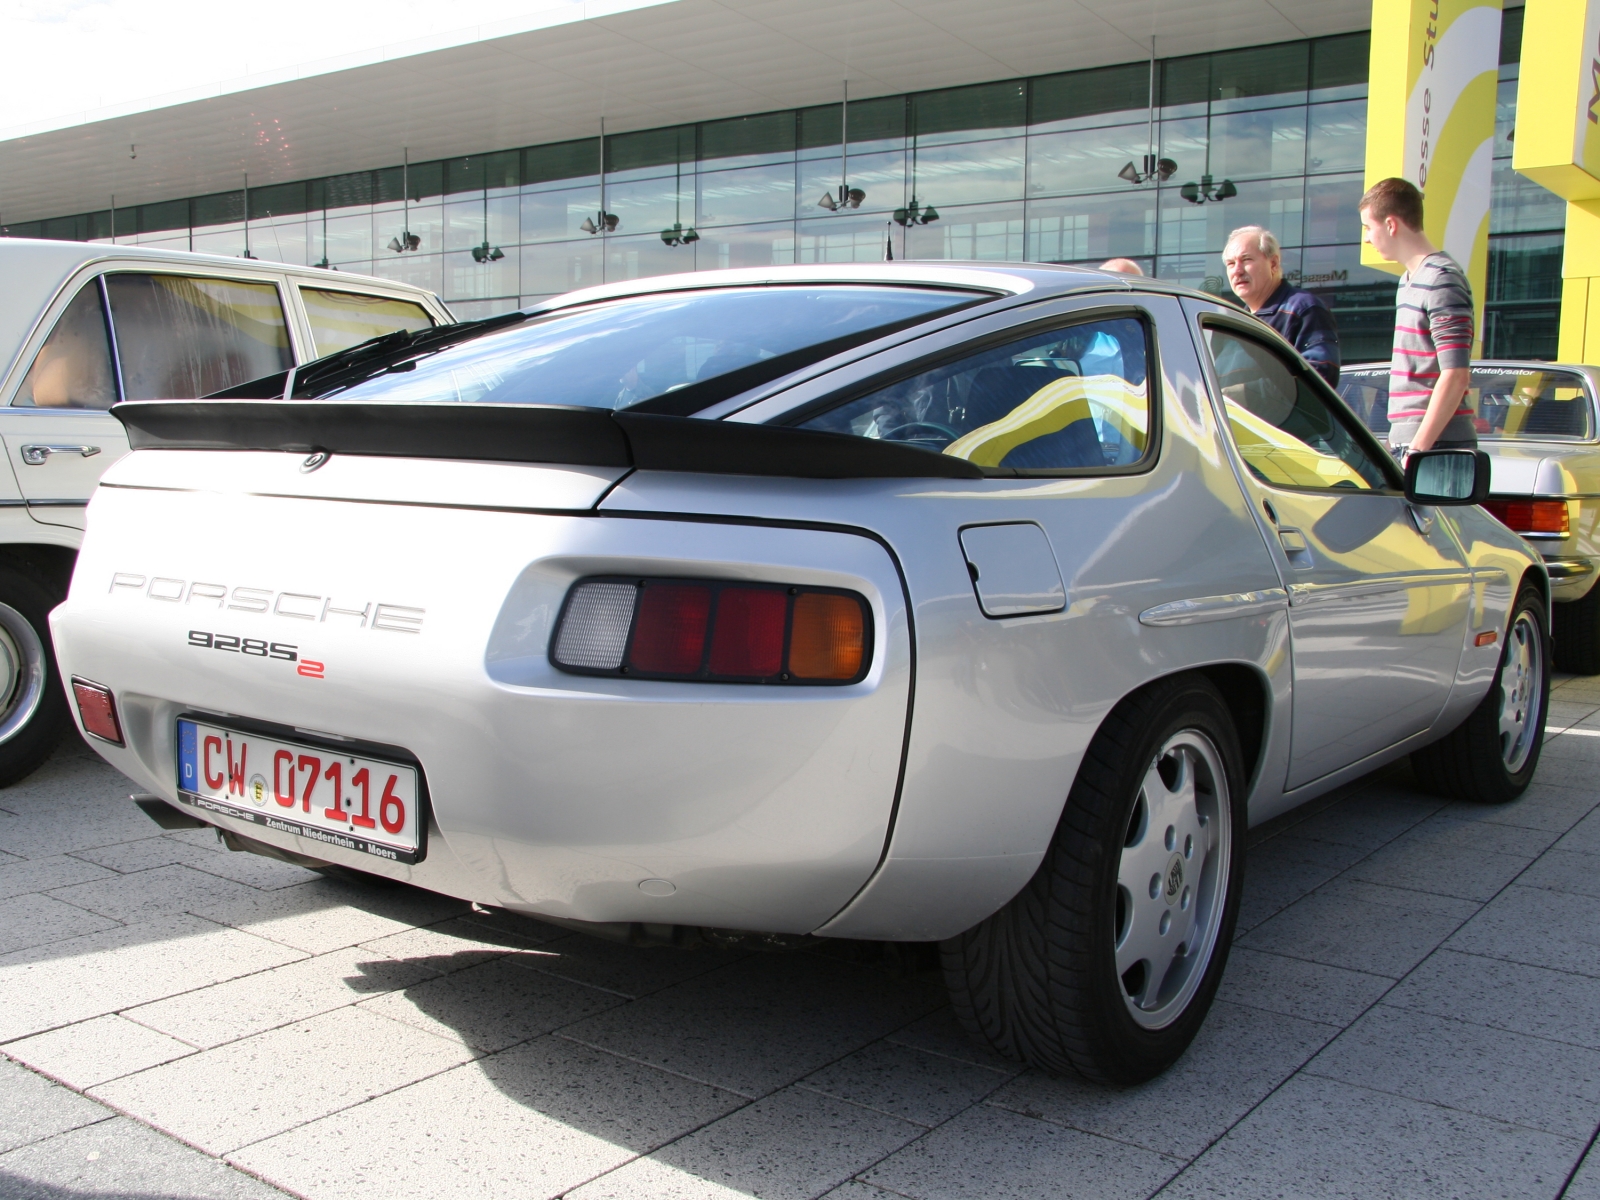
111, 401, 984, 481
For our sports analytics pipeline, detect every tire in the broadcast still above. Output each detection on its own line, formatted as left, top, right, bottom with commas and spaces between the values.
1411, 582, 1549, 805
941, 674, 1247, 1084
0, 563, 70, 787
1552, 584, 1600, 675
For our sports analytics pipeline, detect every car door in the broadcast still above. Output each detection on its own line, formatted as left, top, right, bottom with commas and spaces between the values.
1194, 312, 1473, 789
6, 270, 295, 529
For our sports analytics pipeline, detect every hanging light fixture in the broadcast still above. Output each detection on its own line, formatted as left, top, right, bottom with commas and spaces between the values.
818, 81, 867, 211
388, 149, 421, 252
471, 165, 505, 262
660, 139, 699, 246
893, 102, 937, 232
581, 119, 620, 235
242, 173, 257, 259
1119, 37, 1178, 186
1180, 88, 1236, 205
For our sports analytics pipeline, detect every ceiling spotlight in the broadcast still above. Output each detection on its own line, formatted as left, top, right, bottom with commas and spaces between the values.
471, 241, 505, 263
660, 222, 699, 247
388, 231, 420, 253
581, 212, 619, 235
1180, 174, 1237, 205
893, 198, 938, 227
818, 186, 866, 212
1119, 155, 1177, 185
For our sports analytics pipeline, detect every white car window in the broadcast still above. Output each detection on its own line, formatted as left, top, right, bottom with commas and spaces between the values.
12, 280, 119, 409
301, 287, 435, 358
1205, 325, 1389, 492
105, 274, 293, 400
800, 316, 1152, 472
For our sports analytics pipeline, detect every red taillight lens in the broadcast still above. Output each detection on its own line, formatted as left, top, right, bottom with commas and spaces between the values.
1483, 498, 1569, 535
71, 678, 123, 745
629, 584, 713, 674
708, 587, 787, 677
552, 578, 871, 685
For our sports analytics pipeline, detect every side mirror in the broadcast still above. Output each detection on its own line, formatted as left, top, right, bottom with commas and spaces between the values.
1404, 449, 1491, 506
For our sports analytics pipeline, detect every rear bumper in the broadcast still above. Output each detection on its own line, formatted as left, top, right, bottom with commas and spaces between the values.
54, 490, 912, 934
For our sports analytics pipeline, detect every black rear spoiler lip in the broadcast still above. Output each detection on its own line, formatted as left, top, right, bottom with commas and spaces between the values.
110, 400, 985, 481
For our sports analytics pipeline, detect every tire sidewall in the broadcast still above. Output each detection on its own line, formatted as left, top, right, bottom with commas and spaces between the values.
1491, 584, 1551, 793
0, 563, 70, 787
1075, 680, 1248, 1078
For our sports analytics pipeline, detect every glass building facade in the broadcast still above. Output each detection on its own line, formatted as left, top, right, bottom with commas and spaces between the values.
2, 9, 1562, 362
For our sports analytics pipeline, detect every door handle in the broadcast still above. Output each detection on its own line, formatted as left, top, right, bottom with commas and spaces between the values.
1277, 527, 1315, 569
20, 445, 100, 465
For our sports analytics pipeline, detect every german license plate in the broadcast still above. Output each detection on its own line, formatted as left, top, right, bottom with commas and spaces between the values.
176, 718, 423, 863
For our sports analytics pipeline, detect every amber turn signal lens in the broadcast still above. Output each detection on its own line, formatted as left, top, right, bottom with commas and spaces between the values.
71, 678, 123, 746
788, 592, 866, 680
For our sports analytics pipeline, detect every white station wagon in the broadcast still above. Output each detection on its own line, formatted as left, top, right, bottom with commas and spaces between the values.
52, 264, 1546, 1082
0, 238, 451, 784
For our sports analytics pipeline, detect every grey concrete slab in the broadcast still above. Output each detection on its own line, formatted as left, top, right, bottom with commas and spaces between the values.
0, 1116, 293, 1199
359, 955, 627, 1052
883, 1010, 1026, 1077
234, 1039, 744, 1200
0, 915, 304, 1042
90, 1004, 477, 1155
191, 876, 468, 955
1384, 948, 1600, 1051
1439, 783, 1600, 834
1236, 834, 1366, 933
1558, 806, 1600, 855
1157, 1075, 1580, 1200
47, 864, 263, 924
1568, 1141, 1600, 1200
1515, 752, 1600, 792
5, 1014, 196, 1089
70, 834, 318, 891
1282, 787, 1445, 852
358, 914, 552, 971
0, 1057, 111, 1154
573, 1085, 924, 1200
1445, 883, 1600, 978
560, 952, 945, 1098
819, 1185, 900, 1200
0, 892, 121, 954
1520, 846, 1600, 900
0, 854, 115, 901
1239, 878, 1480, 978
860, 1104, 1179, 1200
513, 932, 749, 999
1340, 832, 1534, 902
124, 944, 442, 1048
988, 1001, 1335, 1160
1216, 947, 1393, 1028
799, 1040, 1013, 1128
1306, 1004, 1600, 1140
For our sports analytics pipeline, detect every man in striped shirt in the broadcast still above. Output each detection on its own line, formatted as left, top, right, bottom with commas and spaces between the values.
1358, 177, 1476, 454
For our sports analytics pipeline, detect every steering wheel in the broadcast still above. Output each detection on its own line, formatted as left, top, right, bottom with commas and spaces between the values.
880, 420, 959, 443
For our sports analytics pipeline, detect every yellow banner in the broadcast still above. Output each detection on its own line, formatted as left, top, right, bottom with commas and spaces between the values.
1513, 0, 1600, 200
1363, 0, 1501, 351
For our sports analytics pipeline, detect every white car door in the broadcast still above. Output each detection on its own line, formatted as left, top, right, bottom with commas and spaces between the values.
1195, 314, 1472, 789
6, 271, 295, 528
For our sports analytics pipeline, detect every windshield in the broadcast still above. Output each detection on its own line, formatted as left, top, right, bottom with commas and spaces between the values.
292, 286, 979, 413
1339, 366, 1595, 442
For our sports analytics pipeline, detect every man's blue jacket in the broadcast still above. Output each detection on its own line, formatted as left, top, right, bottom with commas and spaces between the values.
1254, 280, 1341, 387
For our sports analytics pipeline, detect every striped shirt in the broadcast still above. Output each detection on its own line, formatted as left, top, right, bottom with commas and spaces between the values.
1387, 252, 1476, 445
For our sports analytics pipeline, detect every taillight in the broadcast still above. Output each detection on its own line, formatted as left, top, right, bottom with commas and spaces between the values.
551, 578, 871, 684
71, 678, 123, 745
1482, 498, 1570, 535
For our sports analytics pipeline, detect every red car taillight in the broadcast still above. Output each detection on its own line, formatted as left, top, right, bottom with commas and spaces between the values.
71, 678, 123, 745
1482, 498, 1570, 535
552, 578, 870, 684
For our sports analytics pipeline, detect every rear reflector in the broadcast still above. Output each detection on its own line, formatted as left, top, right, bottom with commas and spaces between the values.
71, 678, 123, 745
552, 577, 871, 685
1483, 498, 1569, 535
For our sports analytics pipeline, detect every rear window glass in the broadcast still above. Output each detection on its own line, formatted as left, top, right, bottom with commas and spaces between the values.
301, 288, 435, 357
1338, 366, 1594, 441
304, 286, 978, 411
106, 274, 293, 400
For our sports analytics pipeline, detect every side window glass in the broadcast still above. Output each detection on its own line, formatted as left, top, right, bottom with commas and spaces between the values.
300, 288, 435, 358
13, 281, 118, 409
105, 274, 293, 399
800, 316, 1152, 471
1204, 325, 1389, 492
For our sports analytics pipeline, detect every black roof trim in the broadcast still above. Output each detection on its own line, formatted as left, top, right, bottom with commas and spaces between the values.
112, 401, 983, 480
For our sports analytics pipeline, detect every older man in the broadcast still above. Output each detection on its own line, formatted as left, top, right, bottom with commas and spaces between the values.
1221, 226, 1341, 386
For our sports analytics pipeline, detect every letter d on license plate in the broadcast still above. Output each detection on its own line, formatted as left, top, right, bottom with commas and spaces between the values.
176, 719, 424, 863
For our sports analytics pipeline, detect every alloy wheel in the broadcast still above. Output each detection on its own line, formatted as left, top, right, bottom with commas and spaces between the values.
1498, 610, 1544, 773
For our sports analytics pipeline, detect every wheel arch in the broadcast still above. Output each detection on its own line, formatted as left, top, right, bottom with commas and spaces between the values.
0, 543, 77, 598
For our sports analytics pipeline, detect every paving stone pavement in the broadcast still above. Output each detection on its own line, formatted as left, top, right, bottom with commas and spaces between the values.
5, 674, 1600, 1199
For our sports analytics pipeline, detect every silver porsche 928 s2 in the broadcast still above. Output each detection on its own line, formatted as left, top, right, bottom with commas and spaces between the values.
50, 263, 1547, 1084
